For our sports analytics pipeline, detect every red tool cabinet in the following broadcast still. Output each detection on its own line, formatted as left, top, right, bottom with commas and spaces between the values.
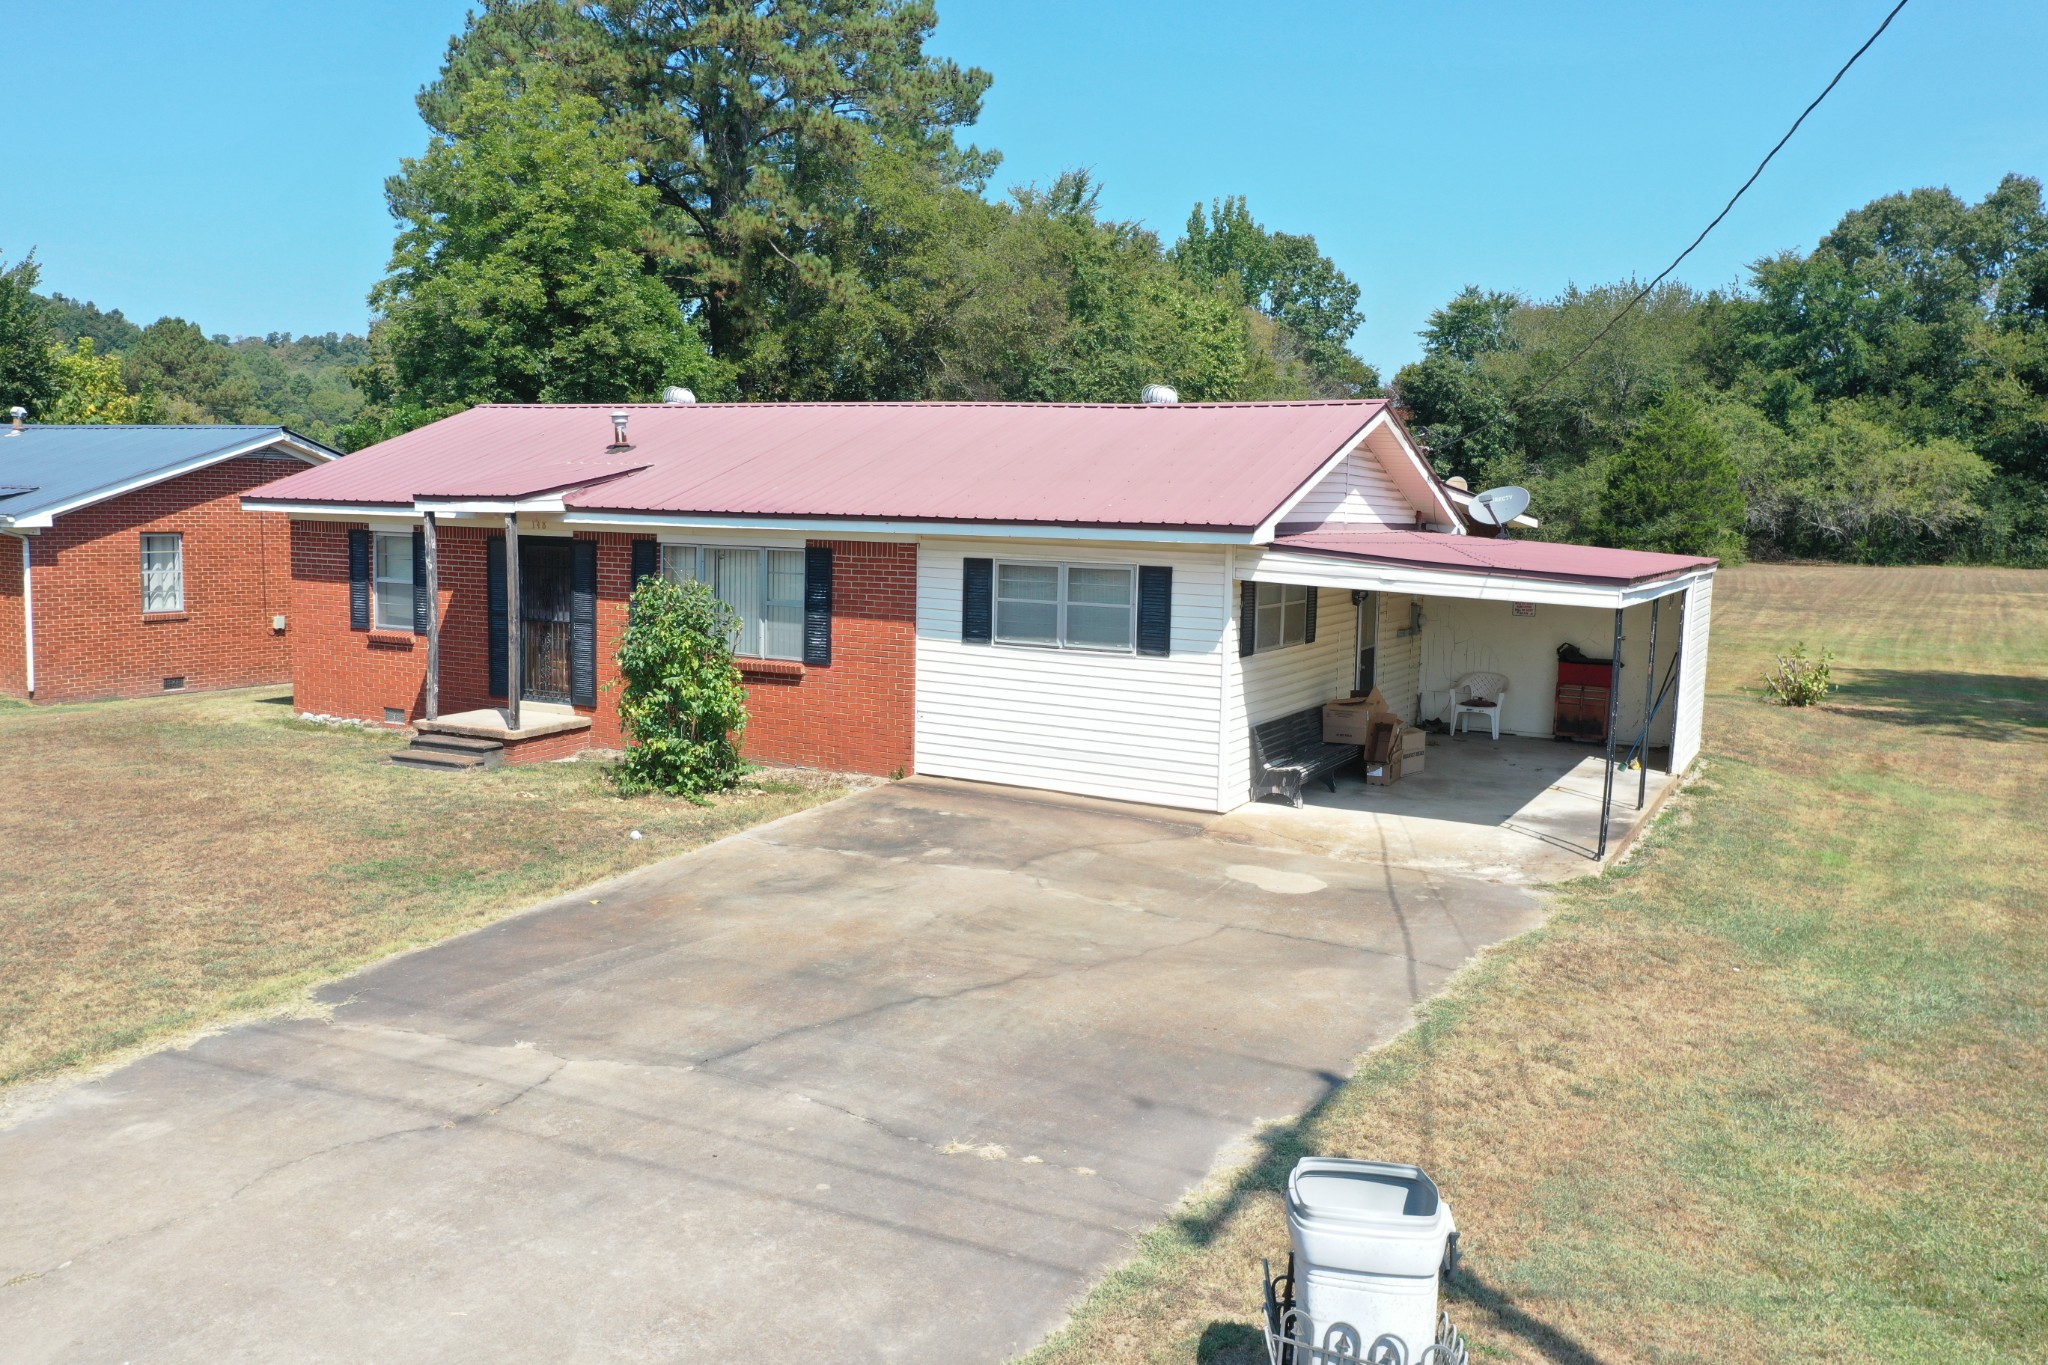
1554, 660, 1614, 743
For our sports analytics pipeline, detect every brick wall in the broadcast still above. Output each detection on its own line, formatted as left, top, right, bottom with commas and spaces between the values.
4, 454, 307, 703
0, 536, 25, 696
287, 523, 918, 778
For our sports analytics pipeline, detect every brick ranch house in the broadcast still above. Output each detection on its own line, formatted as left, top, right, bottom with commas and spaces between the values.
246, 400, 1717, 821
0, 421, 339, 702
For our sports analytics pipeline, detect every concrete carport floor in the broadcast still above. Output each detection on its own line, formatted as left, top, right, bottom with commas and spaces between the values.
0, 777, 1543, 1364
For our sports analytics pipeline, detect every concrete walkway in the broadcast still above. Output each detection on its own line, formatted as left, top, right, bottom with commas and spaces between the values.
1, 778, 1542, 1364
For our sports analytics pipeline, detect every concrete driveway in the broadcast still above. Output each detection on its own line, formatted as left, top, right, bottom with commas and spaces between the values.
1, 778, 1541, 1363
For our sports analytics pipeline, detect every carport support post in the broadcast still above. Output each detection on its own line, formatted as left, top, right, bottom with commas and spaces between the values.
1597, 607, 1624, 860
504, 512, 521, 731
1638, 597, 1659, 809
422, 511, 440, 723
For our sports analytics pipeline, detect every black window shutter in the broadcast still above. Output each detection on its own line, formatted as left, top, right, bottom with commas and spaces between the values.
1304, 585, 1319, 644
570, 539, 599, 708
962, 557, 993, 644
1136, 565, 1172, 657
1239, 579, 1258, 657
411, 528, 429, 634
630, 538, 658, 593
803, 546, 833, 666
348, 529, 370, 631
487, 535, 508, 698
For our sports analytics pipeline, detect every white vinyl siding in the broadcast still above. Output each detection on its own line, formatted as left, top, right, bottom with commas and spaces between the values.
372, 532, 411, 631
1220, 584, 1356, 807
662, 543, 806, 660
1670, 576, 1713, 773
1279, 435, 1417, 532
917, 540, 1230, 811
1372, 594, 1423, 723
141, 533, 183, 613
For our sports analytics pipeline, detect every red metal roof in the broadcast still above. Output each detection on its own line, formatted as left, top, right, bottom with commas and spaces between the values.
1272, 529, 1715, 586
255, 400, 1392, 529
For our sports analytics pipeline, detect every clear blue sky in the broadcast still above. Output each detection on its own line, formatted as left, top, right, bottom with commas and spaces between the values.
5, 0, 2042, 371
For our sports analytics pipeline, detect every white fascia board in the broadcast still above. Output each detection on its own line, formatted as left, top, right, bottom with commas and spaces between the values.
239, 500, 413, 519
413, 496, 568, 515
558, 510, 1255, 545
11, 434, 331, 529
1240, 548, 1709, 611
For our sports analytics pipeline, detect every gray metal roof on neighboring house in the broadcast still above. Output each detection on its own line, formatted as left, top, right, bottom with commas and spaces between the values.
0, 424, 339, 528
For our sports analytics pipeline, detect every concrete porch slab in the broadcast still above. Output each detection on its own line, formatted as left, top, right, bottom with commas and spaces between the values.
415, 704, 591, 741
1212, 732, 1677, 884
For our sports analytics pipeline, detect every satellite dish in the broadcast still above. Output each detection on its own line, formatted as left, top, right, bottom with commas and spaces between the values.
1469, 485, 1531, 527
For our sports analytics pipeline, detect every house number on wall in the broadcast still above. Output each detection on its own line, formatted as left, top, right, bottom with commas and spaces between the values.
1512, 602, 1537, 617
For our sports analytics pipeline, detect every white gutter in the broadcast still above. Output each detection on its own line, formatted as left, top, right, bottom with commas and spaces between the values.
1241, 546, 1714, 611
238, 501, 1262, 545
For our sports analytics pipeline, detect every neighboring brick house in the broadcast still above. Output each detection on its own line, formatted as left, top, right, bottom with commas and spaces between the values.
247, 401, 1717, 823
0, 421, 339, 703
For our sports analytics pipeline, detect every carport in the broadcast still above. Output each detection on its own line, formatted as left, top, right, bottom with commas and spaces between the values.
1237, 530, 1717, 861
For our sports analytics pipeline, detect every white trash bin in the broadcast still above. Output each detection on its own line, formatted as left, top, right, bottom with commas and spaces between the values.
1286, 1157, 1456, 1363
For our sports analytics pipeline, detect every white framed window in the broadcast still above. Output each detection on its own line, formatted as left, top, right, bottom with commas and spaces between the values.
373, 532, 414, 631
995, 561, 1135, 652
661, 544, 807, 660
1253, 582, 1311, 652
141, 533, 184, 613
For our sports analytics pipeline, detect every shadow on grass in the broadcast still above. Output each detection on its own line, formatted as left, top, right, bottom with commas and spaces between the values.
1133, 1063, 1614, 1365
1824, 669, 2048, 742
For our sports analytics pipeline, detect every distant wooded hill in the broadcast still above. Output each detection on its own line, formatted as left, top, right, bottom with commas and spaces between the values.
38, 292, 367, 448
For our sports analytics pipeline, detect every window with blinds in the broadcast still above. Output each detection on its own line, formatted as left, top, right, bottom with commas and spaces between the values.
660, 544, 806, 660
141, 533, 184, 613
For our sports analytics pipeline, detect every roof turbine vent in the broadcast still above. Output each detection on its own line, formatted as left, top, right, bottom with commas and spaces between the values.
8, 405, 25, 434
661, 386, 697, 405
609, 409, 632, 450
1140, 383, 1180, 405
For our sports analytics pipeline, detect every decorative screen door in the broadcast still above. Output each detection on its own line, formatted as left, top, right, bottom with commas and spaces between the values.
519, 539, 575, 703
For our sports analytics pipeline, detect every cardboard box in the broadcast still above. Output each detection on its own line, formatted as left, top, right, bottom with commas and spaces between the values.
1364, 716, 1405, 783
1325, 691, 1397, 745
1400, 726, 1427, 757
1401, 750, 1425, 775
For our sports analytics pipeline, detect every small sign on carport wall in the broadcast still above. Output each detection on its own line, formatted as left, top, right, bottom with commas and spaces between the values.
1512, 602, 1537, 617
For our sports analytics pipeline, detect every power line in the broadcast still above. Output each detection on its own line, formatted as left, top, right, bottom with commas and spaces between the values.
1465, 0, 1914, 425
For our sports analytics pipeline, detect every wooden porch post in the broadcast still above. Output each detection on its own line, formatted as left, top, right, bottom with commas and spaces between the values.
1637, 597, 1659, 809
1596, 606, 1624, 860
422, 511, 440, 722
504, 512, 521, 731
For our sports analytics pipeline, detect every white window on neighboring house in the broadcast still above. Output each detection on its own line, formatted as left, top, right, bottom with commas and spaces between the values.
373, 532, 414, 631
660, 544, 807, 660
141, 533, 184, 612
995, 562, 1136, 652
1253, 581, 1311, 652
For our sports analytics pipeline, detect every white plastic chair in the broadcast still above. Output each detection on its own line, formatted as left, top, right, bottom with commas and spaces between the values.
1450, 671, 1509, 740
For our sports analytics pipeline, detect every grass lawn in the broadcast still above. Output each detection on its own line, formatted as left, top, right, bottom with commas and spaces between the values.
1025, 565, 2047, 1365
0, 688, 848, 1090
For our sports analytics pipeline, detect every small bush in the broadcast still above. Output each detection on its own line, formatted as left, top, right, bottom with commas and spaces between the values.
1762, 641, 1834, 707
612, 576, 748, 796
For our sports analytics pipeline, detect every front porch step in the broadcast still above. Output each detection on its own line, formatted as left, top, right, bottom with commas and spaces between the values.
390, 734, 504, 772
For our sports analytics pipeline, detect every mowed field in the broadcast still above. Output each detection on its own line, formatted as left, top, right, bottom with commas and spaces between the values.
1026, 565, 2048, 1365
0, 693, 847, 1090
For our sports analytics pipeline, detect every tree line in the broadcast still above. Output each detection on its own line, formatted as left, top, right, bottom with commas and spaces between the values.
0, 262, 366, 447
1, 0, 2041, 565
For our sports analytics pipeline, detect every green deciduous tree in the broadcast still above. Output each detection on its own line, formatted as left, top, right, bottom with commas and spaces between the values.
0, 250, 58, 418
1594, 393, 1746, 560
424, 0, 992, 397
44, 338, 149, 423
365, 66, 720, 424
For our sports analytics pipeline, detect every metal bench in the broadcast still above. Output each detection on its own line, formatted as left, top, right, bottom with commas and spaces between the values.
1251, 706, 1361, 808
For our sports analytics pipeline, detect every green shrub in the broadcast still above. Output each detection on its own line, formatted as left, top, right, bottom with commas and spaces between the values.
1762, 642, 1834, 707
612, 576, 748, 796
